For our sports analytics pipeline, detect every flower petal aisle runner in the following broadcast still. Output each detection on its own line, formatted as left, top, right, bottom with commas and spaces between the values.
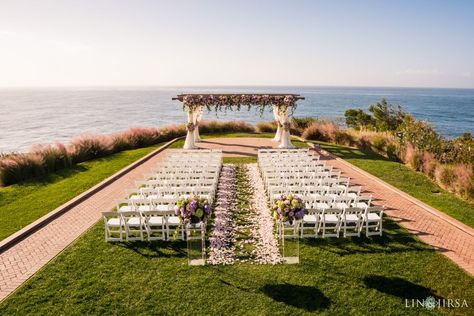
208, 163, 281, 265
246, 164, 282, 264
208, 164, 237, 265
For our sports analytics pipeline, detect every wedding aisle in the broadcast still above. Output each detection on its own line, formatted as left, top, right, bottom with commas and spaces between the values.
208, 164, 237, 265
207, 163, 281, 265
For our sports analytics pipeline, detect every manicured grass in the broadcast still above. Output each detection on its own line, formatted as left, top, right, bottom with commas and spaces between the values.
0, 143, 165, 241
313, 141, 474, 228
1, 182, 473, 314
1, 139, 473, 314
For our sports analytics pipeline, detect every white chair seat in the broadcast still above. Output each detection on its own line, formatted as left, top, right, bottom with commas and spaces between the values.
303, 215, 318, 223
334, 202, 349, 209
167, 216, 181, 225
127, 218, 142, 226
345, 214, 359, 222
163, 194, 175, 199
155, 204, 169, 211
322, 214, 339, 223
364, 213, 381, 221
148, 217, 164, 225
118, 205, 133, 212
354, 202, 368, 209
316, 203, 329, 210
107, 218, 121, 227
138, 205, 153, 212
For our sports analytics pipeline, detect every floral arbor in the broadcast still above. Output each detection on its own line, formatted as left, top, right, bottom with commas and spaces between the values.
172, 93, 305, 149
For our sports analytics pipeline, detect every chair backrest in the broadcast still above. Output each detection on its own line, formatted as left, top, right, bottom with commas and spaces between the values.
120, 211, 142, 222
322, 208, 343, 215
343, 207, 364, 215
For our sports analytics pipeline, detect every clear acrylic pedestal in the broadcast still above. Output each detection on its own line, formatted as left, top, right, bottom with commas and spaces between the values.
278, 221, 300, 264
186, 223, 206, 266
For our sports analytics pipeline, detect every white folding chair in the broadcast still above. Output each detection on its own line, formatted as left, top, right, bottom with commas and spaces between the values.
319, 208, 343, 238
361, 206, 384, 236
301, 209, 320, 238
102, 211, 123, 241
341, 207, 363, 237
164, 211, 184, 241
121, 211, 144, 241
142, 210, 166, 241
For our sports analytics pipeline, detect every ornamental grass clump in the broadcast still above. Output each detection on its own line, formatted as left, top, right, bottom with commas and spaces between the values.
199, 120, 254, 134
114, 127, 162, 150
0, 153, 43, 186
31, 143, 73, 172
69, 134, 114, 163
256, 121, 277, 133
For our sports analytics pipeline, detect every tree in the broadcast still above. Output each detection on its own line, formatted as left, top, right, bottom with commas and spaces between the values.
368, 98, 406, 131
344, 108, 374, 130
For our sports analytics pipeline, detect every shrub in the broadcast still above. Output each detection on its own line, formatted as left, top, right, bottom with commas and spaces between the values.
69, 134, 115, 163
371, 135, 387, 152
386, 142, 399, 161
368, 98, 407, 131
334, 131, 354, 146
404, 143, 423, 171
453, 163, 474, 198
291, 117, 316, 135
301, 121, 339, 142
0, 120, 255, 186
421, 152, 437, 178
199, 120, 254, 134
256, 121, 277, 133
344, 108, 374, 130
301, 123, 323, 140
401, 116, 442, 155
435, 165, 455, 188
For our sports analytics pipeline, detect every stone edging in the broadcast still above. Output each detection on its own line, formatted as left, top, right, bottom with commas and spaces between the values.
0, 137, 183, 253
297, 137, 474, 238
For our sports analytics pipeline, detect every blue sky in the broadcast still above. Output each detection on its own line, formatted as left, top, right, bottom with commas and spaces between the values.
0, 0, 473, 88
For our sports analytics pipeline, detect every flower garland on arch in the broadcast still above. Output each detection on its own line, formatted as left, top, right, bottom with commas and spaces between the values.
182, 94, 298, 116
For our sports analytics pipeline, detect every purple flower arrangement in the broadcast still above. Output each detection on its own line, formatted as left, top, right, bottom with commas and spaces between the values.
272, 194, 306, 223
182, 94, 296, 107
175, 196, 212, 225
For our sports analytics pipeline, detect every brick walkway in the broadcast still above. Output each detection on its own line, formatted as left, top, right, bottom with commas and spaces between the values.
0, 137, 473, 302
0, 146, 172, 301
314, 147, 474, 276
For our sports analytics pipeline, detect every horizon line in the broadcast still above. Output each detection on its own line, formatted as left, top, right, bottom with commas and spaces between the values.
1, 84, 474, 90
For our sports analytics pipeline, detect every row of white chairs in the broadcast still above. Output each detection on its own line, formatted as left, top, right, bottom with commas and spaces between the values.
300, 207, 384, 238
258, 149, 383, 237
102, 150, 222, 241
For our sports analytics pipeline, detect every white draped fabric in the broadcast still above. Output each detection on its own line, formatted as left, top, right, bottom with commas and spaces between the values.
271, 105, 282, 142
277, 106, 295, 149
183, 108, 197, 149
193, 106, 203, 142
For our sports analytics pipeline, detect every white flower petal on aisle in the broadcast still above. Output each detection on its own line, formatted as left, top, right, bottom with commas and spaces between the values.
246, 164, 282, 264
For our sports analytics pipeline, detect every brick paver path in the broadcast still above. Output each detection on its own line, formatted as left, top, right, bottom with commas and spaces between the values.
314, 147, 474, 276
1, 137, 473, 302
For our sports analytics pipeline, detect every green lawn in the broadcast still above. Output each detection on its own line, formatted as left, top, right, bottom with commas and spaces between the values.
312, 141, 474, 229
0, 143, 165, 241
1, 166, 472, 315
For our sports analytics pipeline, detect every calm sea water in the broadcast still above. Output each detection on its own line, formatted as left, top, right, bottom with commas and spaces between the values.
1, 86, 473, 153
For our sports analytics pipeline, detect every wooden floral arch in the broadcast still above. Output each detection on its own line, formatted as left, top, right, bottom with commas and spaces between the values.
172, 93, 305, 149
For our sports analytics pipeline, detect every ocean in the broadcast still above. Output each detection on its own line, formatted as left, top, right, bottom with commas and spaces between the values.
1, 86, 473, 153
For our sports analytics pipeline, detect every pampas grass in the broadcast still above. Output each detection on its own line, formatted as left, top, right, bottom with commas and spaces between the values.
0, 120, 252, 186
256, 121, 277, 133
